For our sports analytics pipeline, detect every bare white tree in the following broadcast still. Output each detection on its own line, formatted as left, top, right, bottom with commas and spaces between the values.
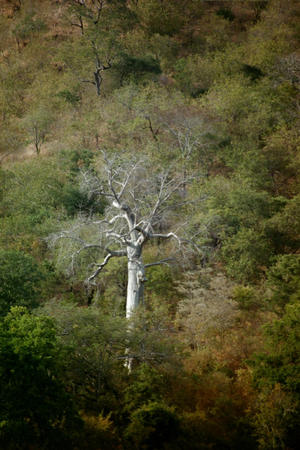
49, 151, 197, 320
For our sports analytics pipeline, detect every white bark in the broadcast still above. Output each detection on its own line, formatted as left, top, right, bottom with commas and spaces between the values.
49, 151, 197, 324
126, 246, 146, 319
47, 152, 200, 370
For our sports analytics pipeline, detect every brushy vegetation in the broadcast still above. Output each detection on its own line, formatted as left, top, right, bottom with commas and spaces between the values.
0, 1, 299, 448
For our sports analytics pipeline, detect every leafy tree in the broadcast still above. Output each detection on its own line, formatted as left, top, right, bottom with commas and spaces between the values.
123, 364, 165, 414
221, 228, 272, 282
232, 285, 260, 311
266, 254, 300, 310
252, 384, 298, 450
22, 105, 54, 155
79, 411, 120, 450
122, 365, 180, 449
195, 176, 284, 281
0, 157, 67, 251
251, 302, 300, 449
267, 194, 300, 251
63, 0, 134, 96
60, 182, 106, 217
41, 301, 128, 412
124, 401, 180, 450
0, 249, 43, 315
0, 307, 81, 449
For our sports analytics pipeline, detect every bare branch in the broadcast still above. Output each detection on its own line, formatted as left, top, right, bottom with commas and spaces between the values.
49, 151, 201, 331
145, 258, 174, 268
85, 247, 126, 285
145, 115, 159, 142
149, 231, 181, 243
86, 253, 113, 284
118, 160, 141, 198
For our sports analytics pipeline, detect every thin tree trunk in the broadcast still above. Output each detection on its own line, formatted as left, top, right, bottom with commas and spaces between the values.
94, 70, 102, 96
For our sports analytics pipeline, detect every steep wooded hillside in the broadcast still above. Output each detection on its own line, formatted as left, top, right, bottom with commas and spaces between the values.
0, 1, 299, 449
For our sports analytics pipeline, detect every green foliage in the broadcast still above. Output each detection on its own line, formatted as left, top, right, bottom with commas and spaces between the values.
206, 179, 283, 234
79, 412, 120, 450
0, 158, 67, 251
57, 89, 81, 106
203, 75, 293, 153
222, 229, 272, 282
252, 384, 299, 450
124, 401, 180, 450
123, 366, 183, 448
198, 176, 288, 281
0, 159, 64, 219
123, 364, 165, 414
60, 183, 106, 217
132, 0, 186, 36
95, 257, 127, 313
116, 53, 161, 84
250, 302, 300, 448
253, 302, 300, 390
0, 249, 43, 315
216, 8, 235, 22
22, 105, 54, 154
266, 255, 300, 309
145, 263, 177, 304
41, 301, 128, 412
60, 0, 135, 96
59, 148, 95, 177
232, 285, 260, 311
0, 307, 81, 449
128, 301, 182, 368
268, 194, 300, 250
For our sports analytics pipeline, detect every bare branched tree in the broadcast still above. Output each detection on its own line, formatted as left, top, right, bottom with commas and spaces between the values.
48, 151, 198, 320
164, 115, 216, 179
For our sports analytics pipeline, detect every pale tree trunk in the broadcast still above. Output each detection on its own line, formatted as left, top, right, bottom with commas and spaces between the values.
125, 243, 146, 371
51, 155, 193, 369
126, 244, 145, 319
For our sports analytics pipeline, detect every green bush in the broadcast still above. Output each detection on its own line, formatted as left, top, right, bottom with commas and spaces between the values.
124, 401, 180, 450
60, 183, 106, 217
232, 285, 259, 311
266, 255, 300, 309
221, 229, 272, 282
0, 307, 81, 449
0, 250, 43, 316
250, 302, 300, 448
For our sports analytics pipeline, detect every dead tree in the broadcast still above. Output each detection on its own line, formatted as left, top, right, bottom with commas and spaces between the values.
49, 152, 196, 320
